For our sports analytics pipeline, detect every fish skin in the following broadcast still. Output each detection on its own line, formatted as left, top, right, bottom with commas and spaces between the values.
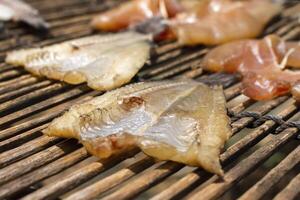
170, 0, 282, 45
44, 80, 232, 175
202, 35, 300, 101
0, 0, 49, 30
6, 32, 152, 91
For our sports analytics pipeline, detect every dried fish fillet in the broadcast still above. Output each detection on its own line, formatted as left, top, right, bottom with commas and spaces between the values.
0, 0, 48, 29
169, 0, 282, 45
202, 35, 300, 100
6, 32, 152, 91
44, 80, 232, 175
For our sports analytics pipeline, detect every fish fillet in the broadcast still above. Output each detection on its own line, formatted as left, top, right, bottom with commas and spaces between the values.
202, 35, 300, 101
91, 0, 183, 32
169, 0, 282, 45
90, 0, 281, 45
0, 0, 48, 29
44, 80, 232, 175
6, 32, 152, 91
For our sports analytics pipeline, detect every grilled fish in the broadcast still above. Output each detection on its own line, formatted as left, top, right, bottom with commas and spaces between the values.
169, 0, 282, 45
202, 35, 300, 101
0, 0, 48, 30
6, 32, 152, 91
44, 80, 232, 175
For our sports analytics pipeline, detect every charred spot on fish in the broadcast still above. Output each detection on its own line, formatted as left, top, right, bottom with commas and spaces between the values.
71, 44, 80, 51
121, 96, 144, 111
80, 113, 94, 123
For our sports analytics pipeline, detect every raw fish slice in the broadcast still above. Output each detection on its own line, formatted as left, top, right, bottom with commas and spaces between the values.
44, 80, 232, 175
90, 0, 281, 45
0, 0, 48, 29
169, 0, 282, 45
91, 0, 183, 32
6, 32, 152, 91
242, 70, 300, 101
202, 35, 300, 100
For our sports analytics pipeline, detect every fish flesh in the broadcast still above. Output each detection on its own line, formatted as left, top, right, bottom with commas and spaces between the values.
90, 0, 281, 45
44, 80, 231, 175
6, 32, 152, 91
0, 0, 48, 30
202, 35, 300, 100
285, 42, 300, 69
292, 82, 300, 102
91, 0, 183, 32
169, 0, 282, 45
44, 80, 232, 175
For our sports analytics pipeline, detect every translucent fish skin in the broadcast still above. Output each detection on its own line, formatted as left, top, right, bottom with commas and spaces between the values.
170, 0, 282, 45
44, 80, 232, 175
202, 35, 300, 101
91, 0, 183, 32
6, 32, 152, 91
0, 0, 48, 29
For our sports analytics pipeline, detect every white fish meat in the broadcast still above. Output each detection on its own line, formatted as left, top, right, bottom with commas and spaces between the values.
6, 32, 152, 91
0, 0, 48, 29
44, 80, 232, 175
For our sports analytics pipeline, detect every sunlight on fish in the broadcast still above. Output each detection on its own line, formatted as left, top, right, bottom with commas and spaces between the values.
6, 32, 152, 91
44, 80, 232, 175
